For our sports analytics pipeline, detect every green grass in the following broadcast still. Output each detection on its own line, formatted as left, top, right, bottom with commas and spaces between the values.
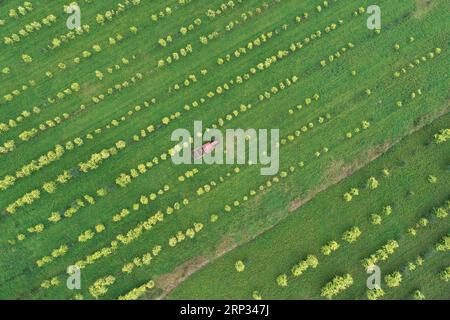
0, 0, 448, 299
169, 113, 450, 300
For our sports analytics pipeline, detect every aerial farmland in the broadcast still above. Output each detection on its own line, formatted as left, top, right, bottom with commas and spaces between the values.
0, 0, 448, 302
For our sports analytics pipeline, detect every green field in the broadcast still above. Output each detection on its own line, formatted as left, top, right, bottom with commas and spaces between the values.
0, 0, 448, 300
170, 113, 450, 300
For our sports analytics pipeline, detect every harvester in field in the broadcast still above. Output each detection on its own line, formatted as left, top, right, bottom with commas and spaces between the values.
193, 140, 220, 160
